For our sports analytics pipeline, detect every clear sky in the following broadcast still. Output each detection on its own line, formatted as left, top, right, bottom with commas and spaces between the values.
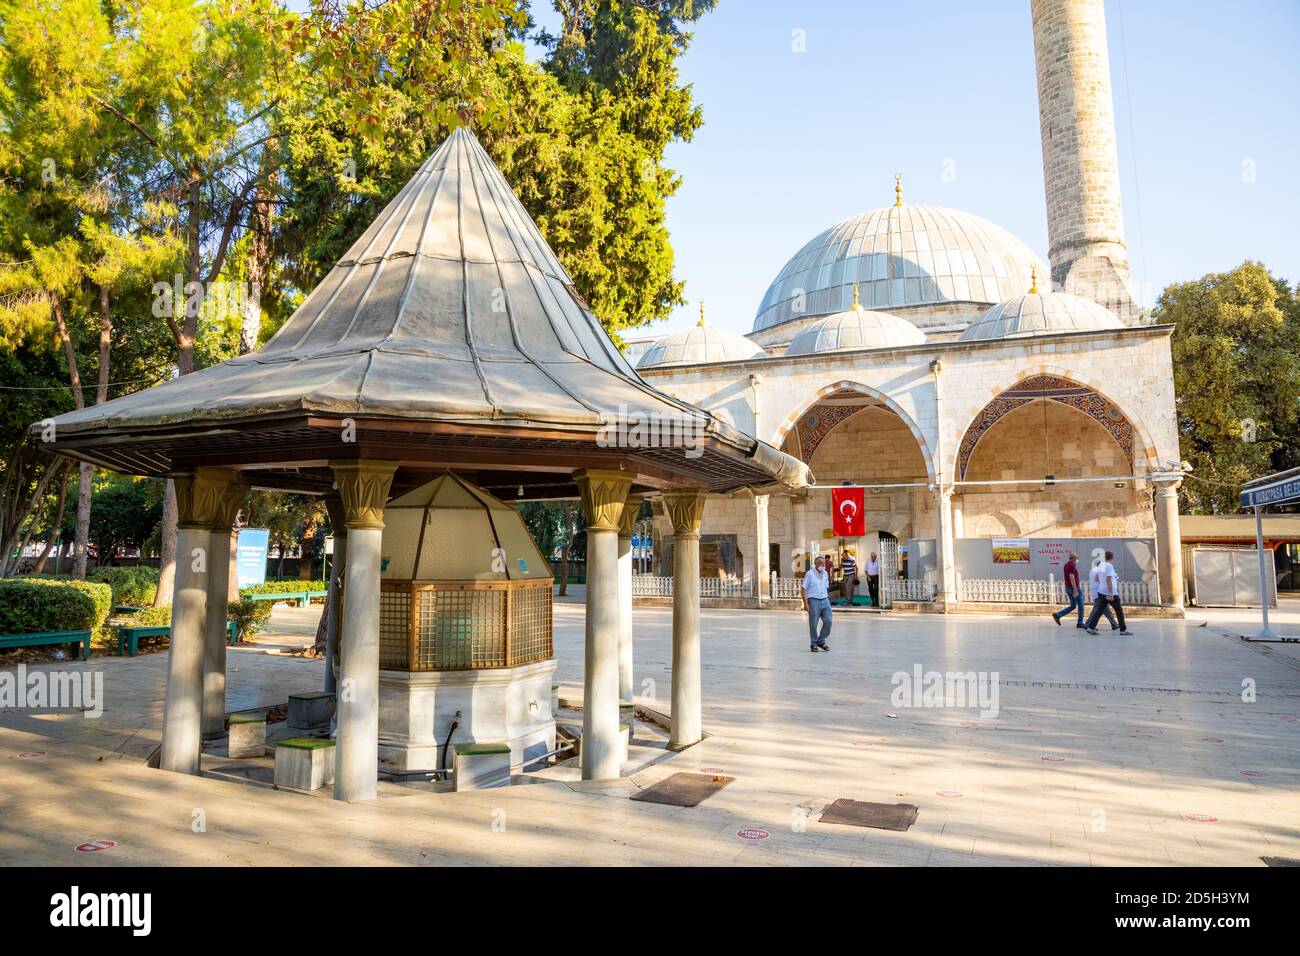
534, 0, 1300, 338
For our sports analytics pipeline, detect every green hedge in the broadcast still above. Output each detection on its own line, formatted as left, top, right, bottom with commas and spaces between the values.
0, 578, 113, 636
88, 566, 160, 606
240, 579, 327, 595
120, 603, 174, 628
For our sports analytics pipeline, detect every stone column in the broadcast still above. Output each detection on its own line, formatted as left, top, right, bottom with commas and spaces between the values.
322, 496, 348, 695
574, 468, 633, 780
933, 485, 957, 610
616, 495, 641, 707
201, 477, 245, 738
753, 494, 770, 602
1153, 478, 1185, 608
792, 495, 808, 573
330, 460, 397, 801
663, 489, 706, 749
161, 467, 237, 774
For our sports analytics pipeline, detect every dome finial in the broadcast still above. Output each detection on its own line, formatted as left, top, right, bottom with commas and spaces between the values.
894, 174, 903, 207
697, 301, 706, 327
851, 282, 861, 309
1029, 264, 1039, 295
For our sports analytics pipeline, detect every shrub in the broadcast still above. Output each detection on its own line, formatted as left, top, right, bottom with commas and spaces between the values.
88, 566, 160, 606
121, 604, 175, 628
0, 578, 113, 636
227, 598, 273, 640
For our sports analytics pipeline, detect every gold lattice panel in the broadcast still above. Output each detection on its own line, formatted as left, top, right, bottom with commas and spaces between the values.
379, 586, 411, 669
508, 582, 553, 666
412, 585, 507, 670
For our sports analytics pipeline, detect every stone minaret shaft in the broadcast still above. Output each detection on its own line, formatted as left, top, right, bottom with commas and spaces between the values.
1031, 0, 1135, 320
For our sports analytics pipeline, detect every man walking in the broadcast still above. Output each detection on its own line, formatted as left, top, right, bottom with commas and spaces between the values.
1051, 552, 1085, 628
1084, 550, 1132, 635
864, 551, 880, 607
803, 554, 832, 652
840, 548, 857, 604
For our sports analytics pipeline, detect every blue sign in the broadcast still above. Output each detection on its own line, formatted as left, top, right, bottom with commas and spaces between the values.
236, 528, 270, 588
1241, 472, 1300, 509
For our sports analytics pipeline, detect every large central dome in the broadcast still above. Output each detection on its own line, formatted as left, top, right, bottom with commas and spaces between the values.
753, 204, 1045, 334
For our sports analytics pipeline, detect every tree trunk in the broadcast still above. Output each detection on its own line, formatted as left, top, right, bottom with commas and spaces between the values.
33, 475, 68, 574
241, 142, 276, 355
73, 461, 93, 578
558, 503, 573, 597
154, 480, 178, 605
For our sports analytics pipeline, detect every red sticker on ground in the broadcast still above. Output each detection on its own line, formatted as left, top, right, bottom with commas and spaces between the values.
850, 740, 875, 748
736, 828, 769, 841
936, 790, 963, 798
1183, 813, 1217, 823
17, 751, 45, 758
699, 767, 727, 774
74, 840, 117, 853
1041, 755, 1066, 762
1239, 770, 1265, 777
1201, 737, 1224, 743
959, 721, 980, 729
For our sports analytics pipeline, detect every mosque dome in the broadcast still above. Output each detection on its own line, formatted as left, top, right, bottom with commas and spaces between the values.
959, 280, 1123, 341
786, 284, 927, 355
753, 184, 1045, 334
637, 305, 767, 368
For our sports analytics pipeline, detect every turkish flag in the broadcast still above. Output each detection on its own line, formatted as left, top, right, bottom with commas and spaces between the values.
832, 487, 866, 537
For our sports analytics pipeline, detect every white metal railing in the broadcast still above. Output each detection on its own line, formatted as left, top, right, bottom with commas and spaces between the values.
958, 577, 1154, 606
770, 574, 804, 600
631, 575, 752, 598
883, 578, 934, 602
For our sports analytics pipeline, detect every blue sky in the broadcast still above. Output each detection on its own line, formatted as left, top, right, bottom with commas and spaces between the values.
532, 0, 1300, 337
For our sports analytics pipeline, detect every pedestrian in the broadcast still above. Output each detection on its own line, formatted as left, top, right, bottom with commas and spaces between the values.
803, 554, 832, 652
1051, 552, 1085, 628
1084, 550, 1132, 635
840, 548, 858, 604
863, 550, 880, 607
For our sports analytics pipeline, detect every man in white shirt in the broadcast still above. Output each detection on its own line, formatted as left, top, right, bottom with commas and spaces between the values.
1084, 550, 1132, 635
802, 554, 832, 652
863, 551, 881, 607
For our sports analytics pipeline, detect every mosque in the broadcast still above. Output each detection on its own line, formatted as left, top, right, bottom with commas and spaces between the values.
632, 0, 1186, 612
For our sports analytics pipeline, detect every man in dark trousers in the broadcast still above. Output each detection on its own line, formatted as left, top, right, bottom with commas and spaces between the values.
840, 548, 857, 604
863, 551, 880, 607
1084, 550, 1132, 635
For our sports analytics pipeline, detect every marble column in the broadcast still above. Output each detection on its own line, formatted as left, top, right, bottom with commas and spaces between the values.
663, 489, 706, 749
161, 467, 238, 774
322, 496, 348, 695
753, 494, 770, 602
575, 469, 633, 780
330, 460, 397, 801
202, 476, 245, 738
1153, 478, 1185, 608
792, 494, 809, 573
933, 485, 957, 610
617, 496, 642, 707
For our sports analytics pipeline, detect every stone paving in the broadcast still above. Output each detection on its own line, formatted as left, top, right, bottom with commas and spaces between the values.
1, 602, 1297, 866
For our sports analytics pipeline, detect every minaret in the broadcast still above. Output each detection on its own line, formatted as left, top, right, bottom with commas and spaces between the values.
1031, 0, 1135, 321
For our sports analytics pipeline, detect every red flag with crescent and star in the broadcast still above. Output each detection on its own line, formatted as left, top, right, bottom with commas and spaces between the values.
832, 487, 866, 537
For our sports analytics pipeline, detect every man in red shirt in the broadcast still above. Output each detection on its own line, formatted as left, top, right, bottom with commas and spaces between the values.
1052, 553, 1086, 628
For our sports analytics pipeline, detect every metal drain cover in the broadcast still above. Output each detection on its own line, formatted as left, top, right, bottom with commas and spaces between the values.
819, 798, 918, 831
631, 772, 734, 807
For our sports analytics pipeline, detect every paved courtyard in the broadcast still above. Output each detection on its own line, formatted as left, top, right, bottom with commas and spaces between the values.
1, 603, 1297, 866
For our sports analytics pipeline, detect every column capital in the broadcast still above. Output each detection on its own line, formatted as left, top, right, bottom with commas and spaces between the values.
662, 489, 707, 540
330, 460, 398, 530
1151, 476, 1182, 496
618, 495, 644, 538
574, 468, 633, 533
754, 493, 769, 514
174, 467, 241, 532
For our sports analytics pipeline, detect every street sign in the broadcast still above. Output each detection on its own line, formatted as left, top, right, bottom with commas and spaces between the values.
1241, 469, 1300, 508
236, 528, 270, 589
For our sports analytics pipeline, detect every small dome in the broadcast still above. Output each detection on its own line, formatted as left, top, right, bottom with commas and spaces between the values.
959, 288, 1123, 341
637, 306, 766, 368
786, 285, 927, 355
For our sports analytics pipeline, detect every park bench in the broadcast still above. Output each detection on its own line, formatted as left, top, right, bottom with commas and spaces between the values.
244, 589, 327, 609
0, 629, 92, 660
113, 604, 144, 615
117, 620, 239, 657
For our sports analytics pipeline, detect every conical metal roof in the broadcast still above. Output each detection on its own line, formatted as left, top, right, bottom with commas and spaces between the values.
36, 127, 811, 496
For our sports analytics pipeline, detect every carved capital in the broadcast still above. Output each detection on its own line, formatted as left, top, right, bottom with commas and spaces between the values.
330, 460, 398, 530
211, 477, 246, 533
174, 467, 240, 531
754, 494, 769, 515
662, 489, 707, 539
574, 468, 633, 533
618, 495, 643, 538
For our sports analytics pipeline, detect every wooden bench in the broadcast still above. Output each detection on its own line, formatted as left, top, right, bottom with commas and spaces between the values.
117, 620, 239, 656
244, 589, 327, 609
0, 629, 92, 660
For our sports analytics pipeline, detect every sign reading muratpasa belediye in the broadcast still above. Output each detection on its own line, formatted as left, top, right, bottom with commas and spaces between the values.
1241, 469, 1300, 509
